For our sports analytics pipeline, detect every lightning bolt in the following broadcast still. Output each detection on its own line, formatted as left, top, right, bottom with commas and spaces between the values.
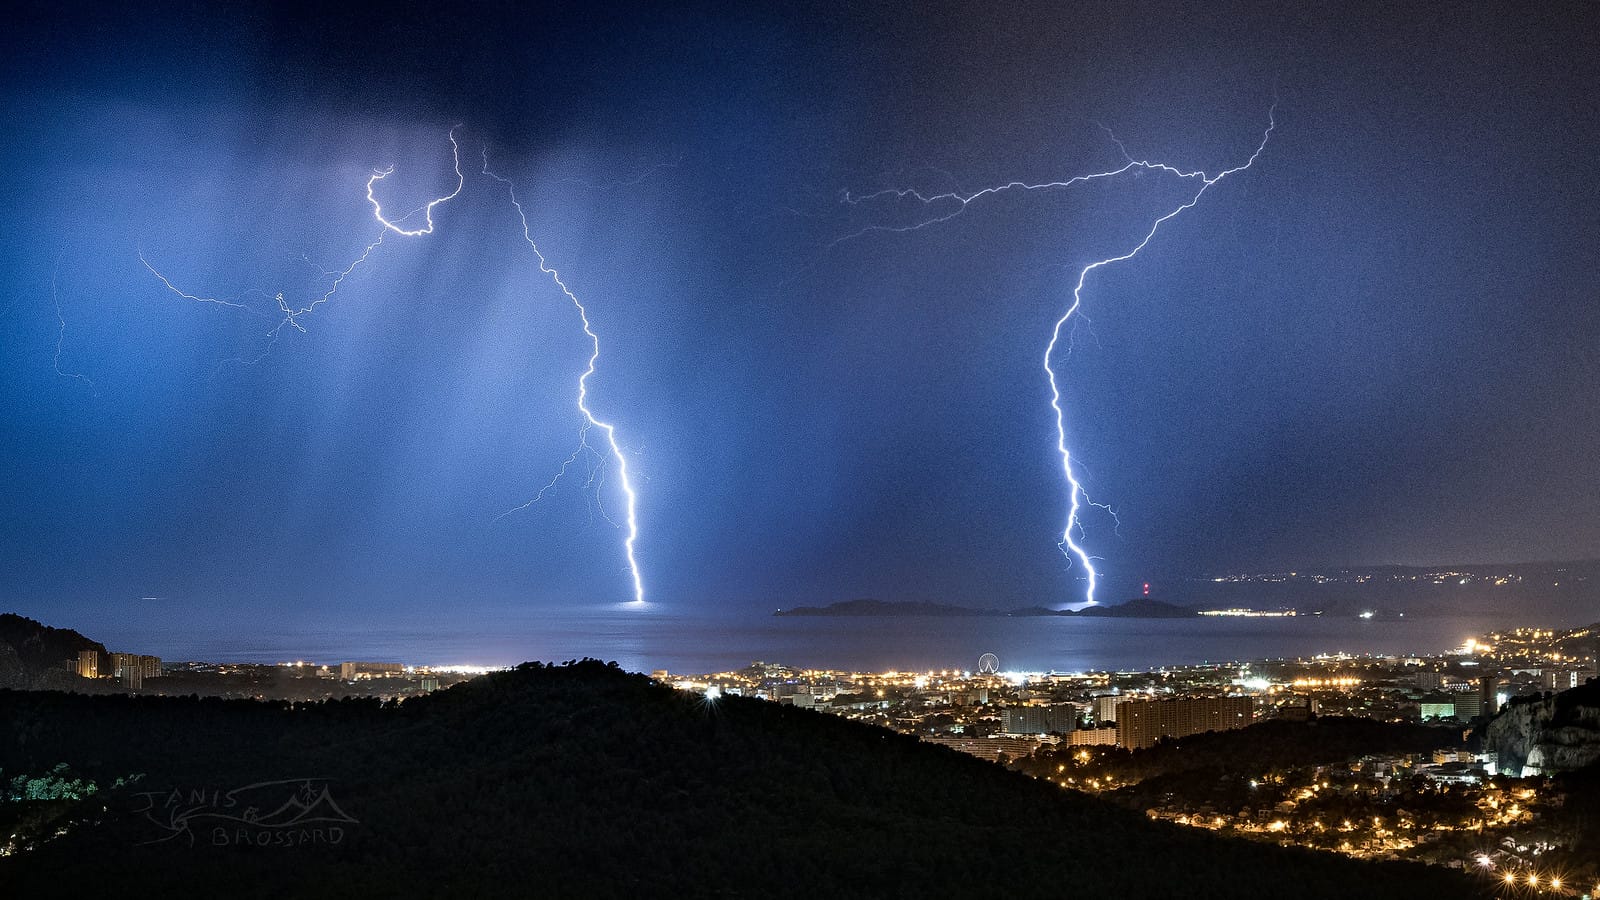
482, 148, 646, 605
367, 128, 465, 237
138, 255, 261, 312
495, 443, 602, 522
141, 127, 463, 360
839, 105, 1276, 604
51, 258, 95, 392
833, 154, 1212, 247
136, 126, 648, 604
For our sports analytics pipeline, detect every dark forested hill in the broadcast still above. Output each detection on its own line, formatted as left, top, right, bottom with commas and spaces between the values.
1022, 717, 1464, 785
0, 661, 1490, 898
0, 613, 106, 690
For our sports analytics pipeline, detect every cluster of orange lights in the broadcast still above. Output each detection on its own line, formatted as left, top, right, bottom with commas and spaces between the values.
1487, 862, 1589, 895
1290, 677, 1361, 688
1500, 870, 1561, 889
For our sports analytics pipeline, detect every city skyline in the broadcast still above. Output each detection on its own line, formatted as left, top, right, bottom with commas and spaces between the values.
4, 3, 1598, 632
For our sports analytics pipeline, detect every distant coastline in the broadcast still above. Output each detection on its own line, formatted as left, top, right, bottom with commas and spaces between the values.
773, 598, 1198, 619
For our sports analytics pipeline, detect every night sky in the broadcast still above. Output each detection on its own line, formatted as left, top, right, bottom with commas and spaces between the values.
3, 2, 1597, 629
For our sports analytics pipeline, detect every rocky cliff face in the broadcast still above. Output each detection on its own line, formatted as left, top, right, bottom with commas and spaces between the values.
1485, 680, 1600, 776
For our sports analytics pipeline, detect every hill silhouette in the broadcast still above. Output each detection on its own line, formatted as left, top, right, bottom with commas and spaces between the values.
0, 613, 106, 690
0, 661, 1490, 898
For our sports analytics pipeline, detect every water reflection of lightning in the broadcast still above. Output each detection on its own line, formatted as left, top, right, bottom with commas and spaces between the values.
841, 107, 1276, 604
482, 148, 646, 604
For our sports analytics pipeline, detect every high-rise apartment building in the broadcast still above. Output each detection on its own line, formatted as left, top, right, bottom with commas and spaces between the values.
1115, 696, 1254, 750
1479, 675, 1501, 717
1002, 704, 1076, 736
1542, 669, 1581, 691
111, 652, 163, 684
1452, 690, 1484, 721
340, 661, 404, 681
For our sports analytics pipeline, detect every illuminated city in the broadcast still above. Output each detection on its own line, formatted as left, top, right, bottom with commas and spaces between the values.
647, 620, 1599, 892
23, 615, 1594, 892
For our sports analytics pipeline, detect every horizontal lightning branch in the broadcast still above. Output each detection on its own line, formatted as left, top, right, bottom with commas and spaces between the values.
839, 105, 1277, 603
141, 128, 464, 361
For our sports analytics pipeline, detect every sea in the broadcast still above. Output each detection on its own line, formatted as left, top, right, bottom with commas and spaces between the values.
95, 604, 1521, 675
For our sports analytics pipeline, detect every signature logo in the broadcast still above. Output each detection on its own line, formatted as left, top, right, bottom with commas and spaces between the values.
132, 778, 358, 847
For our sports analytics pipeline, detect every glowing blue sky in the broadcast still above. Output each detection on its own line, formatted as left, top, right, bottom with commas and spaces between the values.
3, 3, 1597, 628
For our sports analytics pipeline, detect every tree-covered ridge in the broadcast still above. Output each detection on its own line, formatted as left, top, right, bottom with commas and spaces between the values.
1023, 717, 1463, 785
0, 613, 105, 668
1, 661, 1489, 898
0, 613, 108, 690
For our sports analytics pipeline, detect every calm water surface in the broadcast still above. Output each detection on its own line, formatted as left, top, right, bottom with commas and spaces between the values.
100, 605, 1516, 674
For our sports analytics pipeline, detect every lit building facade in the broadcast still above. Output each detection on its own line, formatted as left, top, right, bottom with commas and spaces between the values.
110, 652, 163, 686
1115, 696, 1254, 750
1002, 704, 1076, 736
1068, 726, 1118, 746
340, 661, 404, 680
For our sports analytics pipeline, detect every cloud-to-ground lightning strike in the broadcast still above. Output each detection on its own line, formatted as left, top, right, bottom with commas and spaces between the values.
482, 148, 646, 604
136, 126, 648, 604
841, 106, 1276, 604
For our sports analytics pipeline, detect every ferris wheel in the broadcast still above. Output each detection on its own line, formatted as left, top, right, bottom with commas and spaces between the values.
977, 652, 999, 675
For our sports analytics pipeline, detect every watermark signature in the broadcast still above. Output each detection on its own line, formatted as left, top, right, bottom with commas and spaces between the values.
132, 778, 358, 847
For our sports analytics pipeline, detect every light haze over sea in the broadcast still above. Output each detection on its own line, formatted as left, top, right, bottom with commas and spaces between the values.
85, 606, 1523, 674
